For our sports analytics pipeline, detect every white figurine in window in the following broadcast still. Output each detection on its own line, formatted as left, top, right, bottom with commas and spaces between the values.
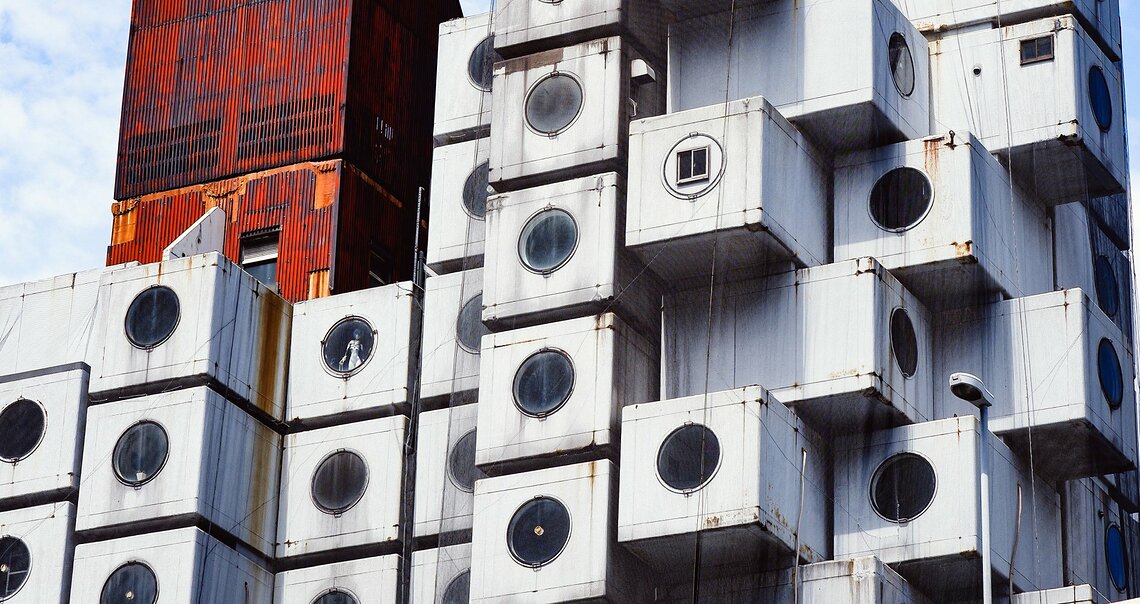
340, 329, 365, 372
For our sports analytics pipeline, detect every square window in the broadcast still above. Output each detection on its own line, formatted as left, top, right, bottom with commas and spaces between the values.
240, 230, 280, 291
1020, 36, 1054, 65
677, 146, 710, 185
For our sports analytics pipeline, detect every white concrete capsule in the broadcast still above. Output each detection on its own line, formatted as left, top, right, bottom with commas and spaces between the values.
411, 543, 472, 604
668, 0, 930, 151
0, 503, 76, 604
618, 386, 830, 574
434, 13, 495, 146
0, 364, 87, 508
286, 282, 417, 426
0, 266, 107, 376
934, 289, 1137, 479
76, 387, 280, 558
427, 137, 489, 274
476, 313, 657, 473
930, 15, 1125, 203
276, 415, 406, 559
274, 555, 399, 604
626, 96, 829, 281
1054, 202, 1132, 347
489, 36, 664, 191
834, 132, 1053, 309
1011, 585, 1100, 604
70, 527, 274, 604
470, 461, 651, 602
88, 252, 291, 421
420, 269, 486, 405
664, 258, 934, 433
483, 173, 659, 332
413, 405, 482, 539
835, 416, 1063, 600
1062, 479, 1136, 601
493, 0, 667, 62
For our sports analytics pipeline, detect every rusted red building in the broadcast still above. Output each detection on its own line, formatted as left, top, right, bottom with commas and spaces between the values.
108, 0, 461, 300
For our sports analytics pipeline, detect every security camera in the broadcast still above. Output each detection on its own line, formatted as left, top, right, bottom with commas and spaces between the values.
949, 372, 994, 409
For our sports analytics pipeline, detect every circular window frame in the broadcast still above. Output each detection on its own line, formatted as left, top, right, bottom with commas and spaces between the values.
0, 398, 47, 464
1094, 254, 1119, 318
505, 495, 573, 569
1098, 337, 1124, 410
655, 423, 723, 495
111, 420, 170, 488
309, 448, 370, 516
466, 35, 496, 93
889, 307, 919, 379
310, 588, 361, 604
511, 348, 576, 418
522, 71, 585, 137
100, 560, 159, 604
455, 295, 485, 355
516, 207, 580, 276
868, 451, 938, 523
661, 133, 728, 201
461, 161, 491, 221
1106, 522, 1129, 592
446, 429, 479, 493
1088, 65, 1113, 132
320, 316, 378, 379
867, 166, 935, 233
441, 569, 471, 604
124, 285, 182, 351
0, 535, 30, 602
888, 32, 916, 98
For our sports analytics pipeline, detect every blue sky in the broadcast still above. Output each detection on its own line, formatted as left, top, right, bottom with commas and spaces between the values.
0, 0, 1135, 287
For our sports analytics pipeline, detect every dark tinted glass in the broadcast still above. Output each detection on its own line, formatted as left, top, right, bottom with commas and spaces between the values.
313, 590, 358, 604
507, 497, 571, 567
112, 422, 169, 487
871, 453, 936, 522
311, 450, 368, 515
519, 209, 577, 273
1098, 338, 1124, 410
0, 537, 29, 599
1089, 66, 1112, 131
1020, 36, 1054, 64
468, 36, 495, 91
100, 562, 158, 604
869, 167, 933, 231
0, 400, 45, 462
456, 294, 488, 354
1107, 523, 1128, 591
462, 162, 490, 219
1095, 255, 1119, 318
124, 286, 180, 349
890, 308, 919, 378
512, 350, 574, 417
448, 430, 480, 492
888, 33, 915, 97
525, 74, 583, 134
657, 424, 721, 492
322, 317, 374, 376
245, 260, 277, 291
441, 570, 470, 604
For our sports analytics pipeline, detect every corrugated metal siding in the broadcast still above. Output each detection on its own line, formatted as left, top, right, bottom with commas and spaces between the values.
332, 163, 413, 292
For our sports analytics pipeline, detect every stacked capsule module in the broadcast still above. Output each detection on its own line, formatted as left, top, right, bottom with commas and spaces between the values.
105, 0, 461, 302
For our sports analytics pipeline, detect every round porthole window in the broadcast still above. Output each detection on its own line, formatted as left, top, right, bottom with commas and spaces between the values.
467, 36, 495, 92
507, 496, 571, 567
1089, 65, 1112, 132
0, 537, 30, 601
870, 452, 937, 523
890, 308, 919, 379
112, 421, 169, 487
456, 294, 488, 354
312, 590, 358, 604
518, 209, 578, 274
322, 317, 375, 377
1094, 255, 1119, 318
100, 562, 158, 604
512, 349, 575, 417
462, 161, 490, 219
1107, 523, 1128, 592
524, 73, 584, 135
1098, 338, 1124, 410
441, 570, 471, 604
657, 424, 721, 493
0, 399, 45, 463
447, 429, 480, 492
311, 450, 369, 515
869, 167, 933, 232
888, 32, 916, 97
124, 286, 180, 350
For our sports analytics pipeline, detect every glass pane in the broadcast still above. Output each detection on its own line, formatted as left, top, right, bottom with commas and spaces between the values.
112, 422, 169, 487
0, 537, 30, 599
313, 590, 358, 604
678, 150, 693, 181
0, 399, 45, 462
100, 562, 158, 604
1089, 66, 1113, 131
692, 148, 708, 178
456, 294, 488, 354
467, 36, 496, 92
124, 286, 180, 349
311, 450, 369, 515
869, 167, 933, 232
507, 497, 571, 567
244, 260, 277, 290
888, 32, 915, 97
462, 162, 490, 219
519, 209, 578, 274
890, 308, 919, 378
448, 429, 481, 492
657, 424, 721, 492
1095, 255, 1120, 318
441, 570, 471, 604
1107, 523, 1128, 591
1098, 338, 1123, 410
871, 453, 936, 522
322, 317, 375, 376
512, 350, 575, 417
525, 74, 584, 135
